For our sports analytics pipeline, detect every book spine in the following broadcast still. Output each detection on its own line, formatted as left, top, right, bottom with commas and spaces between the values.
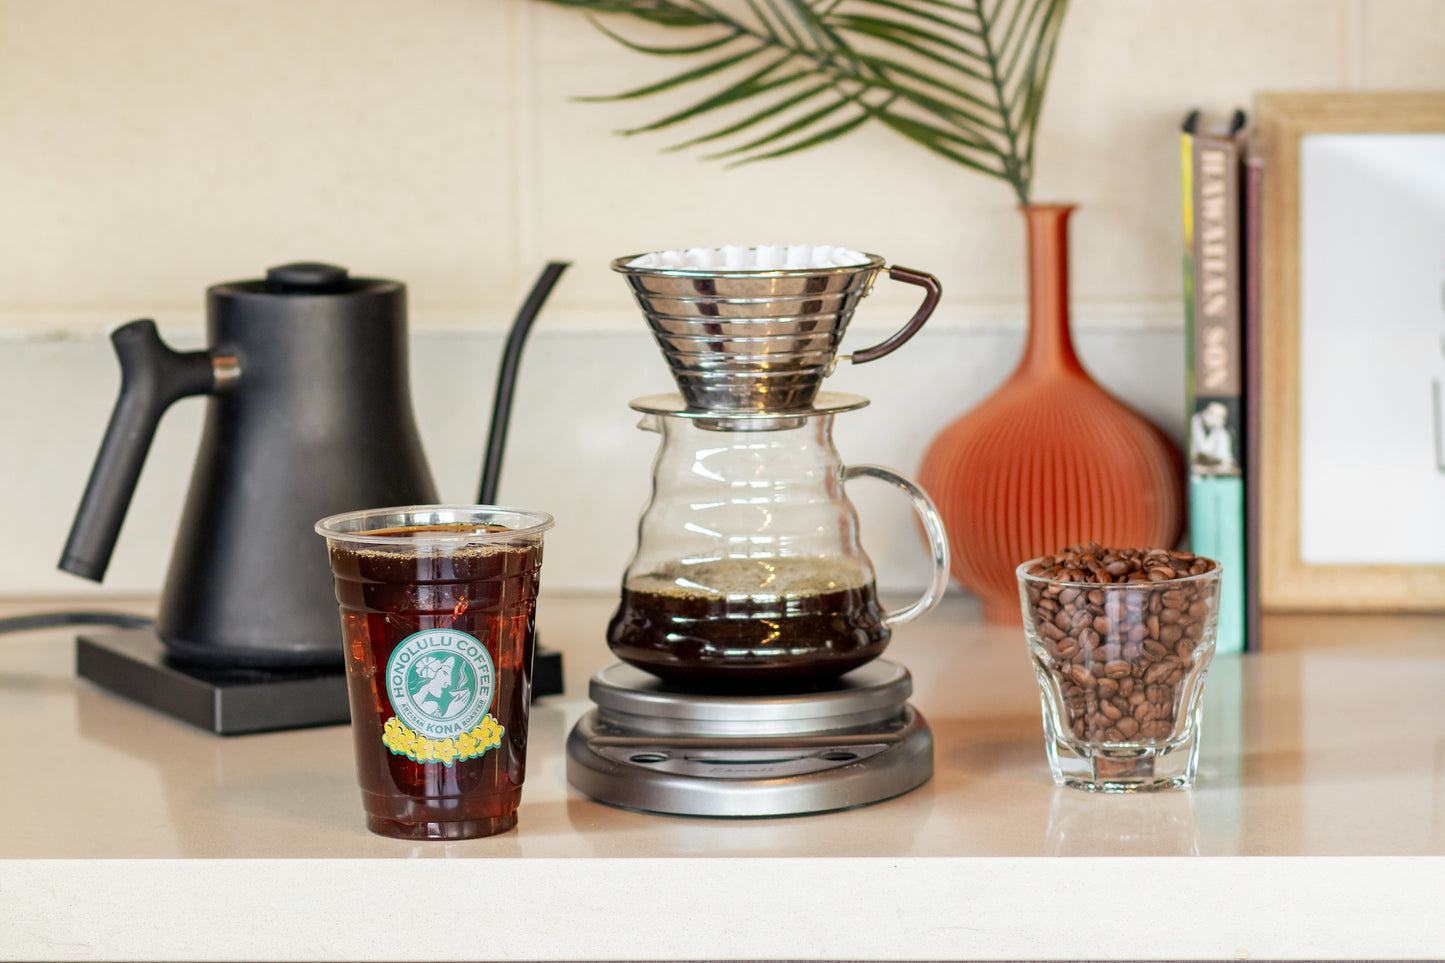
1181, 111, 1197, 405
1242, 152, 1264, 652
1183, 113, 1247, 655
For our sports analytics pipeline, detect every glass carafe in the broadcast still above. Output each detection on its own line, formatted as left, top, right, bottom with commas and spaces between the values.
607, 394, 950, 691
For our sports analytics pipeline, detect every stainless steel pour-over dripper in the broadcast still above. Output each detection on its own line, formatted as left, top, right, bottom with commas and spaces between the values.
613, 248, 941, 412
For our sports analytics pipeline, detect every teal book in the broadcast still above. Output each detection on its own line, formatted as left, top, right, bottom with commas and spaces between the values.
1189, 476, 1245, 654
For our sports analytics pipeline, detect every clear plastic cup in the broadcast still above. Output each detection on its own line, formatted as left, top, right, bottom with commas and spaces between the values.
316, 505, 554, 839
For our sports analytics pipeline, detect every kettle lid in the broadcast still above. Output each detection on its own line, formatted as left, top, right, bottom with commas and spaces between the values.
264, 261, 355, 294
208, 261, 402, 304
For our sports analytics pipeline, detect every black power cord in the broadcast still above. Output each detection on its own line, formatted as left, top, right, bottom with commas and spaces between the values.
0, 611, 154, 634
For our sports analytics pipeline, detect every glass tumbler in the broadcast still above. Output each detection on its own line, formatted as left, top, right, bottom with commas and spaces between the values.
1017, 555, 1222, 791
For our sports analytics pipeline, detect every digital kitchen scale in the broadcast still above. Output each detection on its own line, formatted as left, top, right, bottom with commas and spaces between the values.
565, 659, 932, 817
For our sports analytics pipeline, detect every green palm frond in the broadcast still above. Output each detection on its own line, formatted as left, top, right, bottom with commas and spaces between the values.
535, 0, 1069, 204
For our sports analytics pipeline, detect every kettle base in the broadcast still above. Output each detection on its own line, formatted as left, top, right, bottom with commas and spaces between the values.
76, 630, 568, 736
76, 629, 350, 735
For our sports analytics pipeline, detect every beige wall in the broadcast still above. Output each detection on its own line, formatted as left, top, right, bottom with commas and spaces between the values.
4, 0, 1443, 329
2, 0, 1443, 597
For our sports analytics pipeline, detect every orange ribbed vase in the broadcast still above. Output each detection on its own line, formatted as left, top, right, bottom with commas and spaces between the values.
918, 204, 1185, 623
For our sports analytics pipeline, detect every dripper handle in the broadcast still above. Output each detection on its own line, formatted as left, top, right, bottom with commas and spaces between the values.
842, 464, 951, 626
847, 266, 942, 365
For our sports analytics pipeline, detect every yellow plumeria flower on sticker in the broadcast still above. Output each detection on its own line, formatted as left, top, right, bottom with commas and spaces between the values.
381, 713, 504, 766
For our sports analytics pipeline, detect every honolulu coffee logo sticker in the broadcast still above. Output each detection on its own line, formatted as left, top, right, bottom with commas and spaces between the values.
382, 629, 503, 766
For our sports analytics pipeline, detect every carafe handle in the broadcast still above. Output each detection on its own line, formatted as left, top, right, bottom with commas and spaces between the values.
842, 464, 950, 626
846, 266, 942, 365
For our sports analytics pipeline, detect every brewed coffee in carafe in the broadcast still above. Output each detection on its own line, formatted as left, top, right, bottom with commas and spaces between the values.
607, 395, 949, 690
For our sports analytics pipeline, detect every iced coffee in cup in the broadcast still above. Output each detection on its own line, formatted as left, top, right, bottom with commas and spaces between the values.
315, 505, 554, 840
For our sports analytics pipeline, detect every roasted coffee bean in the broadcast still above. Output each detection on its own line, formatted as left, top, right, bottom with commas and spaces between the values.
1143, 720, 1175, 739
1023, 544, 1218, 745
1104, 659, 1131, 680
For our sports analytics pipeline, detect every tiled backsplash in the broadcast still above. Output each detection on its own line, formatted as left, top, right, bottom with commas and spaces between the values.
3, 311, 1180, 598
3, 0, 1442, 599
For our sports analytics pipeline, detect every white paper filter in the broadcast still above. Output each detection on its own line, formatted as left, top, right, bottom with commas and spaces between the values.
628, 244, 870, 271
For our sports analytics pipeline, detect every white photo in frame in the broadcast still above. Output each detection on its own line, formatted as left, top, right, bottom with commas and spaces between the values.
1297, 132, 1445, 565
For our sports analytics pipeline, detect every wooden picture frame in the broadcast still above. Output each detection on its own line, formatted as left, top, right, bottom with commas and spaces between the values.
1254, 91, 1445, 612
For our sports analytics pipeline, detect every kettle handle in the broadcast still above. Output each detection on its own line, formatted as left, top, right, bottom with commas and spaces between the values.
842, 464, 951, 627
845, 266, 942, 366
59, 319, 221, 582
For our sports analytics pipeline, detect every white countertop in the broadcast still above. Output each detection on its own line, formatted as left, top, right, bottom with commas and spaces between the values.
2, 593, 1444, 960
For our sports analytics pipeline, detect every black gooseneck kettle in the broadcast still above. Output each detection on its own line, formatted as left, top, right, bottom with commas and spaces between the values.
59, 262, 438, 668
